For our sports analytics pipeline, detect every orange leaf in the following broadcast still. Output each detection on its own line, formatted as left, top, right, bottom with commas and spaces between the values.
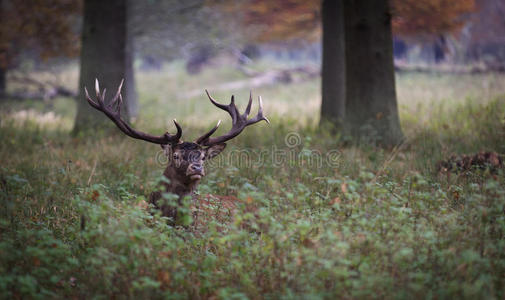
341, 183, 348, 193
331, 197, 341, 205
91, 190, 99, 201
157, 270, 171, 288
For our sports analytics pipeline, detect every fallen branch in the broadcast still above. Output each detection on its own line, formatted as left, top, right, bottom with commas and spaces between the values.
394, 62, 505, 74
181, 65, 320, 99
3, 75, 77, 100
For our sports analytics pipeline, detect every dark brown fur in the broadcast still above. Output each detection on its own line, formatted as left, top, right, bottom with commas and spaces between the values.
149, 142, 226, 223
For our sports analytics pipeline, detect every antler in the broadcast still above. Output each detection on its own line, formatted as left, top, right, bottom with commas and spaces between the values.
196, 90, 269, 146
85, 79, 182, 145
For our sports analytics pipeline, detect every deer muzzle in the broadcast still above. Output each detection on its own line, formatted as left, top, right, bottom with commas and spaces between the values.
187, 163, 204, 180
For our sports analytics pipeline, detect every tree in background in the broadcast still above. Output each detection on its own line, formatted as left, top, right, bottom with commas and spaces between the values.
213, 0, 480, 144
216, 0, 404, 144
131, 0, 243, 73
343, 0, 402, 144
465, 0, 505, 64
0, 0, 81, 97
320, 0, 345, 129
73, 0, 136, 133
390, 0, 475, 63
235, 0, 321, 42
390, 0, 475, 36
226, 0, 475, 43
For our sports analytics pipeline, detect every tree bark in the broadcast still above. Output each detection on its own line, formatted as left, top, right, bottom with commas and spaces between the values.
343, 0, 403, 145
0, 65, 5, 98
125, 0, 138, 118
73, 0, 137, 133
0, 0, 5, 99
320, 0, 346, 129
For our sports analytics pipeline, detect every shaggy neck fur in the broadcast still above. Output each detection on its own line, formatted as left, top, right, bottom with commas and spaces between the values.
163, 165, 201, 197
149, 164, 201, 223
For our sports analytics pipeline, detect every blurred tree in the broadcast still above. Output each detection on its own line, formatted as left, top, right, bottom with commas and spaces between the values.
220, 0, 476, 68
216, 0, 403, 144
344, 0, 403, 144
229, 0, 475, 41
320, 0, 345, 128
390, 0, 475, 64
465, 0, 505, 64
0, 0, 81, 97
236, 0, 321, 42
73, 0, 136, 132
130, 0, 242, 73
390, 0, 475, 36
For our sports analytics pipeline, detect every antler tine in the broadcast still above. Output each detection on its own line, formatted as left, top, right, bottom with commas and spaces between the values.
205, 90, 240, 123
195, 120, 221, 145
107, 79, 124, 112
116, 94, 123, 113
205, 89, 228, 110
229, 95, 239, 123
170, 119, 183, 141
229, 95, 240, 121
111, 79, 124, 106
95, 79, 100, 98
84, 78, 182, 145
84, 87, 99, 108
247, 96, 270, 125
243, 91, 253, 117
196, 90, 269, 146
95, 79, 106, 106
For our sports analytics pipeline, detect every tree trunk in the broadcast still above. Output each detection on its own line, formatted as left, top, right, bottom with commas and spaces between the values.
343, 0, 403, 145
0, 0, 5, 99
73, 0, 137, 133
320, 0, 346, 129
125, 0, 138, 118
0, 65, 5, 98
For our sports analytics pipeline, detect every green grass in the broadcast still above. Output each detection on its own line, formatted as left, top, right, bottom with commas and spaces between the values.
1, 62, 505, 299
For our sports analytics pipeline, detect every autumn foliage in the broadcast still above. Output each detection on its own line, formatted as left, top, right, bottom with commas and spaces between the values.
390, 0, 476, 36
214, 0, 476, 42
239, 0, 321, 42
0, 0, 82, 69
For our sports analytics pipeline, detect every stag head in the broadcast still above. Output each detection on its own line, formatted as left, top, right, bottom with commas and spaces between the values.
161, 141, 226, 184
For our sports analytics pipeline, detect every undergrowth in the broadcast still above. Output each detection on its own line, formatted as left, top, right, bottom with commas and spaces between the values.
1, 71, 505, 298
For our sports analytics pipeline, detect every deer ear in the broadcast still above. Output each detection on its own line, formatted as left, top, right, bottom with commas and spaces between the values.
205, 143, 226, 160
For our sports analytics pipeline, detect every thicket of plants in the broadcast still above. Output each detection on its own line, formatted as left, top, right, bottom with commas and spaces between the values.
1, 71, 505, 298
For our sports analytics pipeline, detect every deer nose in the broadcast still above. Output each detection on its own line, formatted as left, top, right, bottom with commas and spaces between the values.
190, 164, 203, 173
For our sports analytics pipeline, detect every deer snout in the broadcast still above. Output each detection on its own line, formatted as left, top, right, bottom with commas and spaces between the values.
189, 163, 204, 174
188, 163, 204, 181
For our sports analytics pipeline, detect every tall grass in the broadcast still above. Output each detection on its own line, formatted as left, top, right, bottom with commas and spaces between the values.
1, 62, 505, 298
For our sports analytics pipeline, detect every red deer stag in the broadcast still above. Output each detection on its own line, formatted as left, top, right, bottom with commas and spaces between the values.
84, 79, 268, 223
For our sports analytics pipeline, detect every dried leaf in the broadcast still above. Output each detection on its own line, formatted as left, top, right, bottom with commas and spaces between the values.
341, 183, 348, 193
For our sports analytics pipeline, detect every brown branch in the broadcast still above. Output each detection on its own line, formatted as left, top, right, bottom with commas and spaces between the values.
6, 75, 77, 100
394, 62, 505, 74
181, 66, 320, 99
